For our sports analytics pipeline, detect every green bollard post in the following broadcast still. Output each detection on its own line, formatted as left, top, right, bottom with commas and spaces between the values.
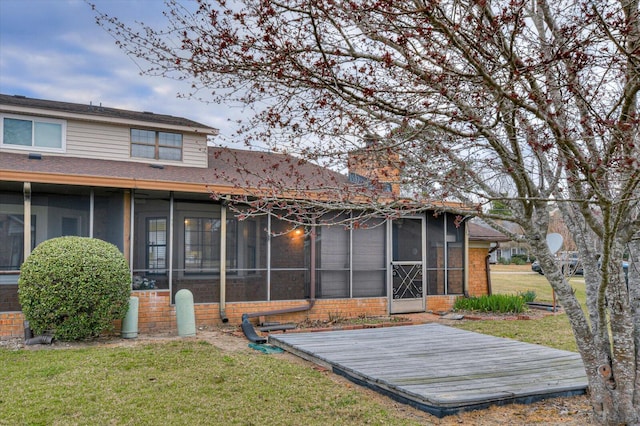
175, 289, 196, 337
121, 296, 139, 339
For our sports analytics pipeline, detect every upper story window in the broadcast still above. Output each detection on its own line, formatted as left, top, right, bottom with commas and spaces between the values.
1, 114, 66, 152
131, 129, 183, 161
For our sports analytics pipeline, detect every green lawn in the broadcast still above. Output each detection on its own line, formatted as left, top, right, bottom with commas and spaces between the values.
0, 341, 423, 426
451, 265, 584, 352
488, 266, 586, 304
0, 265, 583, 424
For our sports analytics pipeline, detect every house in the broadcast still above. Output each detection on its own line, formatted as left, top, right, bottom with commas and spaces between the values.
467, 219, 516, 264
488, 221, 531, 263
1, 94, 495, 338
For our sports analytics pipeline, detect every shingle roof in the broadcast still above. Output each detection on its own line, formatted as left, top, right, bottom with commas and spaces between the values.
468, 220, 510, 242
0, 147, 349, 195
0, 94, 216, 132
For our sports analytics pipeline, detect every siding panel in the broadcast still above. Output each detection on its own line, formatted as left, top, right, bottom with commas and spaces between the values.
2, 118, 208, 168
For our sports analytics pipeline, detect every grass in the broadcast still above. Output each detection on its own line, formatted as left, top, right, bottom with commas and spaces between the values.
488, 266, 586, 304
451, 264, 585, 352
452, 313, 578, 352
453, 294, 528, 313
0, 341, 423, 426
0, 264, 583, 424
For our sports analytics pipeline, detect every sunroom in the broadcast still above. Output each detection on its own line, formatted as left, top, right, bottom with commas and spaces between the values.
1, 183, 466, 319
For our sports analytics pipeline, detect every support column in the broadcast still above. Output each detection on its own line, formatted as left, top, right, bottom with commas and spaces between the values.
23, 182, 31, 259
169, 192, 174, 293
129, 190, 135, 280
267, 214, 271, 301
89, 189, 94, 238
123, 190, 132, 268
219, 204, 228, 322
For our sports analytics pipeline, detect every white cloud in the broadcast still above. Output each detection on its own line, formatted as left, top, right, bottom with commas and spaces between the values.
0, 0, 241, 141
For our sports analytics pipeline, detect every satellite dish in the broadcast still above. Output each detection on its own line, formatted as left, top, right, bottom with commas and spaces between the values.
546, 233, 563, 255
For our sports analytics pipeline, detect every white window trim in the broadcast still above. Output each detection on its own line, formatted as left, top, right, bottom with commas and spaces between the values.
0, 113, 67, 153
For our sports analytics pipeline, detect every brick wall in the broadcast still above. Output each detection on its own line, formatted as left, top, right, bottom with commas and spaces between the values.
0, 312, 24, 338
468, 247, 490, 297
426, 295, 458, 313
135, 291, 175, 333
133, 294, 388, 333
199, 297, 383, 328
226, 298, 389, 325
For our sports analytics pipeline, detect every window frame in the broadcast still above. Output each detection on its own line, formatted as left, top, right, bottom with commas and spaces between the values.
130, 128, 183, 161
146, 217, 168, 275
183, 216, 238, 275
0, 114, 66, 153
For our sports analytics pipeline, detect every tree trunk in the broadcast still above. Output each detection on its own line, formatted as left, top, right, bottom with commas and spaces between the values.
566, 262, 639, 425
532, 236, 639, 425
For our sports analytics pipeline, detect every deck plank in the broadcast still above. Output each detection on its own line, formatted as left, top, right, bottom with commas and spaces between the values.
269, 323, 587, 417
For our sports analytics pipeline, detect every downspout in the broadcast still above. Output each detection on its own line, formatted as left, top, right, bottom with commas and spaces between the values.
309, 225, 317, 308
486, 243, 500, 296
243, 225, 317, 320
241, 224, 317, 342
219, 204, 229, 323
463, 219, 469, 297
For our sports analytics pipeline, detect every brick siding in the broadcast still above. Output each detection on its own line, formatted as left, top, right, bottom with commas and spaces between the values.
468, 247, 490, 297
0, 312, 25, 338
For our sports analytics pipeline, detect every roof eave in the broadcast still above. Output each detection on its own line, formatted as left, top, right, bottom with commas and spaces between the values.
0, 104, 219, 136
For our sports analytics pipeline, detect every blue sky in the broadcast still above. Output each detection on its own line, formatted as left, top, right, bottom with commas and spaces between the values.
0, 0, 236, 140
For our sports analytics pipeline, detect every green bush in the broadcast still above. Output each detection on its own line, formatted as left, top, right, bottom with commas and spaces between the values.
18, 236, 131, 340
518, 290, 537, 303
453, 294, 527, 313
510, 254, 529, 264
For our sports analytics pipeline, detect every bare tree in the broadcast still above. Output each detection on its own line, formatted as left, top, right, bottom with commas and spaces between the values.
94, 0, 640, 423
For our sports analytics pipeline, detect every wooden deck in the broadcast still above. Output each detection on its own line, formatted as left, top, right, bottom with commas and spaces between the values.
269, 323, 587, 417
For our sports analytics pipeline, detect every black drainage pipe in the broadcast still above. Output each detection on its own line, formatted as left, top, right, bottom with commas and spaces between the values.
25, 334, 54, 345
241, 314, 267, 344
23, 320, 54, 345
24, 320, 33, 340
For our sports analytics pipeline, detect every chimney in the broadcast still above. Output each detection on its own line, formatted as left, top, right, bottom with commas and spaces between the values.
347, 135, 401, 196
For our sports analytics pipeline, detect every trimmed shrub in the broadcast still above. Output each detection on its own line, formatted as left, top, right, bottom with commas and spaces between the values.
18, 236, 131, 340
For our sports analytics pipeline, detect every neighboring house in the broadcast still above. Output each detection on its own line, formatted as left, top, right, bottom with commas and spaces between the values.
1, 94, 494, 338
486, 220, 530, 263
